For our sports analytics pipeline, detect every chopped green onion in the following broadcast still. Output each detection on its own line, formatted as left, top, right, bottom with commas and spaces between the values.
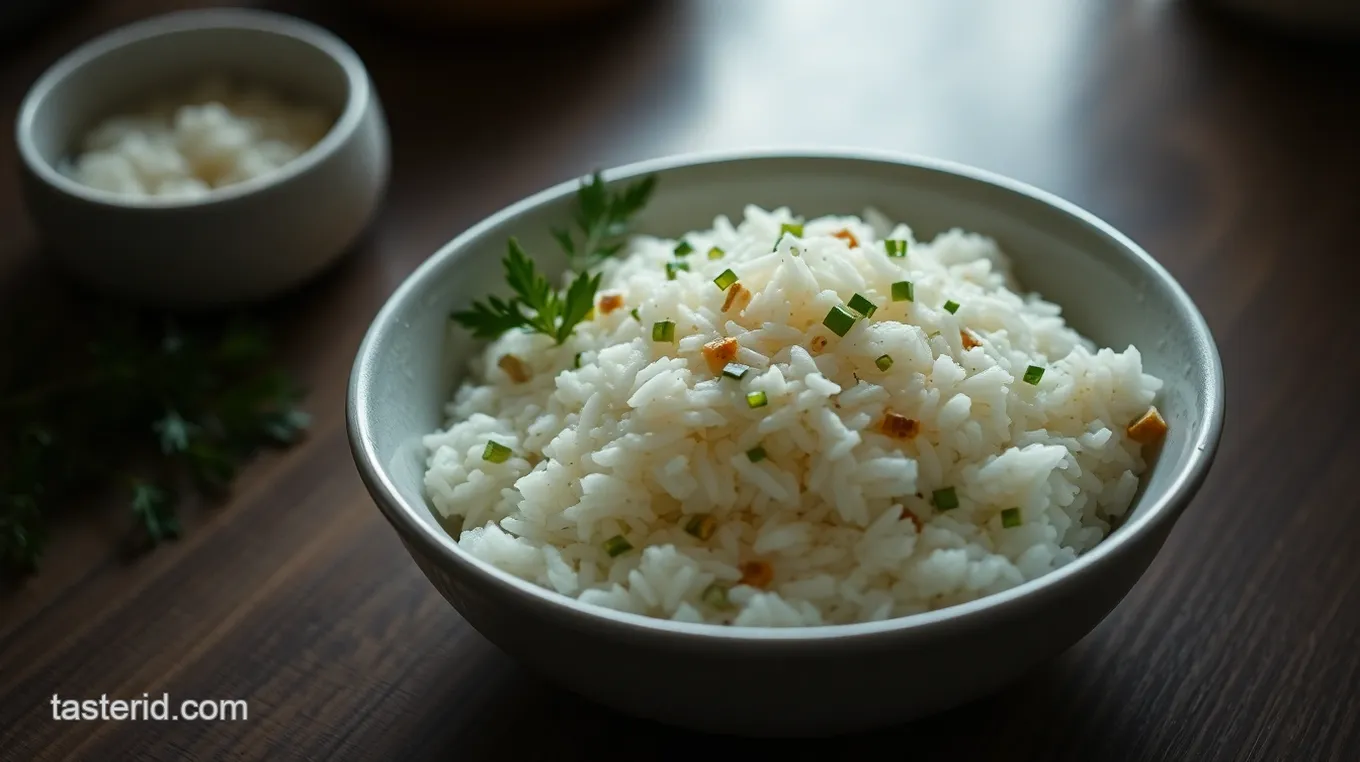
822, 305, 859, 337
603, 534, 633, 557
780, 222, 804, 238
482, 441, 512, 464
943, 300, 960, 314
747, 445, 768, 463
701, 582, 730, 609
573, 352, 583, 369
652, 320, 676, 342
928, 330, 942, 339
674, 241, 693, 257
713, 269, 739, 291
847, 293, 878, 318
884, 239, 909, 257
1001, 507, 1022, 528
630, 307, 640, 321
684, 513, 717, 540
707, 246, 725, 260
721, 362, 750, 380
666, 261, 690, 280
875, 354, 894, 371
932, 487, 959, 511
891, 281, 914, 302
745, 390, 768, 409
1022, 365, 1045, 385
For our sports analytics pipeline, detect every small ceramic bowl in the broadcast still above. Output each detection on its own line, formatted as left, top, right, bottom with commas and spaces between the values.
15, 8, 390, 308
347, 150, 1225, 737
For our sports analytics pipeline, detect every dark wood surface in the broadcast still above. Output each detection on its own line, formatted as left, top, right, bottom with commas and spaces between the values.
2, 1, 1358, 759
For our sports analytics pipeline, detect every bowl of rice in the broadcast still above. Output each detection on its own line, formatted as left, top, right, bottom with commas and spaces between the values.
348, 149, 1224, 736
14, 8, 390, 308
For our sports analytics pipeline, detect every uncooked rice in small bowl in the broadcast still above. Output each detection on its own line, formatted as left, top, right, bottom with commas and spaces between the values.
422, 206, 1166, 627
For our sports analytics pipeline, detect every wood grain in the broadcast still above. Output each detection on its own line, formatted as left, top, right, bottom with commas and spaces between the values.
2, 0, 1358, 759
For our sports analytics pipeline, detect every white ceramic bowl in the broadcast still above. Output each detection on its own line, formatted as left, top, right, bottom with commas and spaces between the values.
14, 8, 390, 308
348, 150, 1225, 737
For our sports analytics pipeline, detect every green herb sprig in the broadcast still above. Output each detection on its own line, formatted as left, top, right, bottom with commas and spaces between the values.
449, 239, 602, 345
1, 314, 309, 573
552, 171, 657, 269
451, 171, 657, 345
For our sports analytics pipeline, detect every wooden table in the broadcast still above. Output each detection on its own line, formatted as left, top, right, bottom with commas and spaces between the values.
2, 1, 1358, 759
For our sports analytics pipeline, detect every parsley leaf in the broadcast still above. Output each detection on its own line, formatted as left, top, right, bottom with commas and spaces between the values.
0, 311, 310, 574
451, 239, 601, 345
557, 171, 656, 268
450, 171, 657, 346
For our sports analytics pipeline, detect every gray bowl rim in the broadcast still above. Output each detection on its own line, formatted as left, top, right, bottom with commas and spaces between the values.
14, 7, 371, 210
347, 147, 1226, 646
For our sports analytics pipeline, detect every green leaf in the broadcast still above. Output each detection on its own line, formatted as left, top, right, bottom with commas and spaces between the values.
503, 238, 560, 336
449, 171, 658, 347
0, 303, 311, 574
153, 411, 194, 454
130, 480, 179, 543
263, 408, 311, 444
576, 171, 609, 227
550, 227, 576, 257
565, 171, 658, 267
0, 494, 46, 571
187, 442, 238, 493
555, 271, 602, 345
615, 174, 657, 219
450, 297, 529, 340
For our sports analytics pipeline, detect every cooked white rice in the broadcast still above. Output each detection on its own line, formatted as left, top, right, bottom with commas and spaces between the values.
63, 75, 332, 200
423, 206, 1162, 627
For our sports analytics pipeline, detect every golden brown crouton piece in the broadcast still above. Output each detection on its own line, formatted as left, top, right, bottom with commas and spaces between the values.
1127, 406, 1169, 445
497, 354, 529, 383
722, 282, 752, 313
902, 508, 924, 533
598, 293, 625, 315
739, 560, 774, 589
880, 412, 920, 440
701, 337, 740, 373
833, 229, 860, 248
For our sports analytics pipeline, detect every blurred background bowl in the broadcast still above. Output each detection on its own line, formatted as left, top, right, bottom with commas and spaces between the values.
14, 8, 391, 309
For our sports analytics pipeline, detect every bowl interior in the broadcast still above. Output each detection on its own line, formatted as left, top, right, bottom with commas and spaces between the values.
20, 11, 350, 194
355, 151, 1220, 614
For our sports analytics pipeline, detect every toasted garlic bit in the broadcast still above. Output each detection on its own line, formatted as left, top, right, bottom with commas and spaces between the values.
809, 335, 829, 353
833, 228, 860, 248
880, 412, 920, 440
901, 508, 924, 533
722, 282, 752, 313
597, 293, 625, 315
739, 560, 774, 588
961, 329, 981, 350
497, 354, 530, 383
1127, 406, 1168, 445
702, 337, 740, 373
